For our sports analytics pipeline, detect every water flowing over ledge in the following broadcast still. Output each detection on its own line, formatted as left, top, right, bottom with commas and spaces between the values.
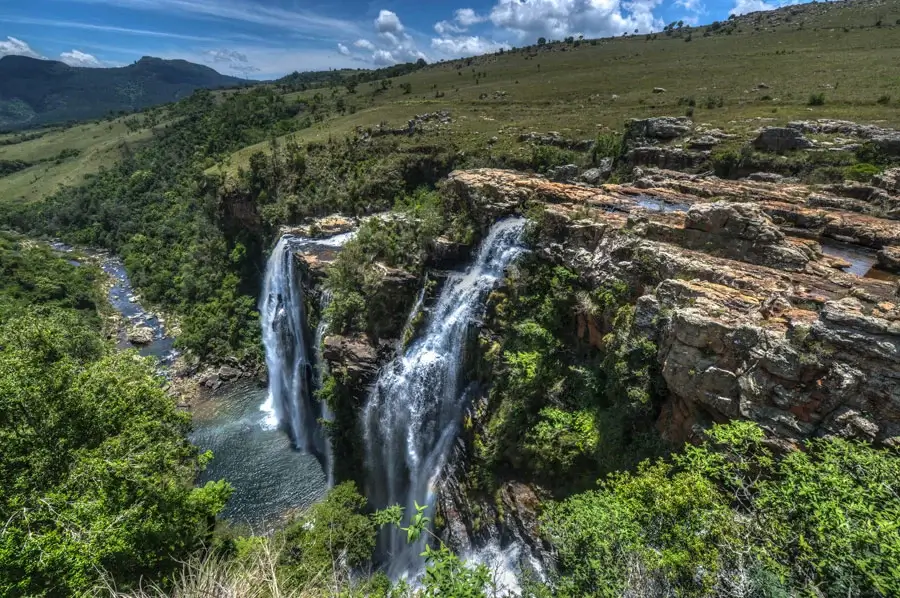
362, 217, 527, 579
259, 231, 355, 479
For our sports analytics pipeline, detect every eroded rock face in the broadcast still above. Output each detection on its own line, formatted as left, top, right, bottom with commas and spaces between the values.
753, 127, 813, 152
446, 168, 900, 447
623, 116, 692, 148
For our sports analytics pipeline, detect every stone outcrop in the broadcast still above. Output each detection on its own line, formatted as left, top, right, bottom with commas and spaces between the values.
446, 168, 900, 447
625, 146, 706, 171
127, 325, 154, 345
623, 116, 692, 149
752, 127, 813, 152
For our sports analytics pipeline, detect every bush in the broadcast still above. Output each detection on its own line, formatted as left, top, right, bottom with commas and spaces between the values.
807, 92, 826, 106
877, 93, 892, 105
844, 162, 880, 182
530, 145, 580, 173
591, 132, 623, 163
543, 422, 900, 598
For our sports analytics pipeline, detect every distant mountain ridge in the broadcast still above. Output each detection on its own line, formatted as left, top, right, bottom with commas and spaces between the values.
0, 55, 250, 130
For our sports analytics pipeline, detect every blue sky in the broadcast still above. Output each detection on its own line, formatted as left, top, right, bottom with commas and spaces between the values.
0, 0, 802, 78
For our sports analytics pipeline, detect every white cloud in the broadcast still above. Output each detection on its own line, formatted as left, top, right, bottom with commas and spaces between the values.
489, 0, 664, 40
203, 48, 260, 75
730, 0, 776, 15
0, 36, 44, 59
434, 20, 466, 35
455, 8, 486, 27
431, 35, 508, 57
675, 0, 705, 13
60, 49, 102, 67
372, 49, 397, 66
0, 16, 222, 41
334, 9, 425, 66
61, 0, 365, 40
375, 9, 404, 34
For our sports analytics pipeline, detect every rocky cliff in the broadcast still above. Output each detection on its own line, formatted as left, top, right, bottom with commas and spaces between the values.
445, 168, 900, 448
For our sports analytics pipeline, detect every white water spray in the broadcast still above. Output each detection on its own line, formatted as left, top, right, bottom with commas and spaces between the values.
259, 232, 354, 479
362, 217, 527, 578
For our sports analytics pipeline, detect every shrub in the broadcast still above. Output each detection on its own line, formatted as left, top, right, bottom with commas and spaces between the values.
543, 421, 900, 598
591, 132, 623, 163
877, 93, 891, 105
807, 92, 826, 106
530, 145, 580, 173
844, 162, 880, 182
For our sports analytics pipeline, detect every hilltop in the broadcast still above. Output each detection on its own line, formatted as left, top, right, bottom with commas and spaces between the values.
0, 55, 249, 130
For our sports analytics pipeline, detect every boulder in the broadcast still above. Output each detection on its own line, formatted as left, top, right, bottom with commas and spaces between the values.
652, 87, 667, 93
688, 135, 720, 151
873, 133, 900, 157
218, 365, 242, 381
547, 163, 580, 182
580, 158, 613, 184
625, 146, 704, 171
752, 127, 813, 152
127, 325, 154, 345
873, 168, 900, 194
747, 172, 785, 183
877, 246, 900, 273
624, 117, 692, 148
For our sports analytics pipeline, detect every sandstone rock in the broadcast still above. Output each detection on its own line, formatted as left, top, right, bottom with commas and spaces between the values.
688, 135, 720, 151
218, 365, 242, 381
580, 158, 612, 184
625, 147, 705, 171
547, 163, 579, 182
747, 172, 785, 183
624, 116, 692, 148
752, 127, 813, 152
877, 246, 900, 273
322, 335, 379, 382
873, 167, 900, 194
873, 133, 900, 157
127, 325, 154, 345
446, 168, 900, 446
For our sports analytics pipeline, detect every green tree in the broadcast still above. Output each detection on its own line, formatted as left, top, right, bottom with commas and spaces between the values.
0, 310, 231, 597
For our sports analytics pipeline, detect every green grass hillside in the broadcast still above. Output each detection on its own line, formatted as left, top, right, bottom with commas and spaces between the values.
220, 0, 900, 175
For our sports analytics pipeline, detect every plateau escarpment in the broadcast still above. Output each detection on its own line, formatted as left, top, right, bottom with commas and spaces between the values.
448, 167, 900, 447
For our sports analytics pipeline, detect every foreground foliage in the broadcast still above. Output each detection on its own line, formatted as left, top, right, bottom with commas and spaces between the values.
544, 421, 900, 598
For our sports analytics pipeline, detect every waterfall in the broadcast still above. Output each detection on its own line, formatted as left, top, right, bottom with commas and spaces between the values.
259, 231, 355, 476
362, 217, 527, 578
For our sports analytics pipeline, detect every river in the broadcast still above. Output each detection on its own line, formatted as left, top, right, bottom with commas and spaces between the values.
52, 241, 327, 530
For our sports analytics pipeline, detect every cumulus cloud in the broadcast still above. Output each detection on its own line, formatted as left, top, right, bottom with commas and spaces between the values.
60, 49, 102, 67
434, 20, 467, 35
489, 0, 664, 40
339, 9, 426, 65
431, 35, 508, 57
375, 9, 404, 34
455, 8, 487, 27
204, 48, 260, 75
0, 36, 44, 59
730, 0, 776, 15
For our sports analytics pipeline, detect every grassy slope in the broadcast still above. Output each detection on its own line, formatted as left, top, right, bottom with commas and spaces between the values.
0, 117, 158, 204
4, 0, 900, 200
220, 0, 900, 175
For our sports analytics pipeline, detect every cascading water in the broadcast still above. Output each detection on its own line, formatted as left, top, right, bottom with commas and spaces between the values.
363, 217, 527, 578
260, 232, 355, 474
